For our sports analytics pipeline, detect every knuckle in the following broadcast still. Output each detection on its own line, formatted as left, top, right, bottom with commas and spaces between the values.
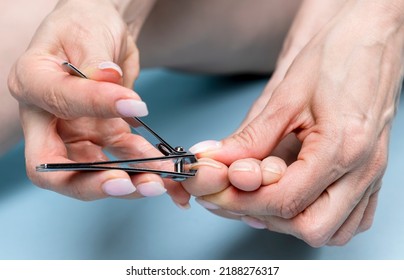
276, 192, 307, 219
327, 229, 355, 246
7, 59, 26, 101
235, 125, 258, 146
292, 212, 335, 247
232, 124, 264, 157
327, 235, 352, 246
358, 218, 373, 233
42, 86, 71, 119
296, 220, 331, 248
337, 121, 376, 170
7, 68, 20, 99
358, 213, 376, 233
372, 145, 388, 175
276, 192, 306, 219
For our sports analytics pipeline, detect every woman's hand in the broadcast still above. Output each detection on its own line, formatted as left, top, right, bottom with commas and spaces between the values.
187, 0, 404, 246
8, 0, 190, 206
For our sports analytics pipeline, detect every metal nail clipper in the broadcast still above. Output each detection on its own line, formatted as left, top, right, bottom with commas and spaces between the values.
36, 62, 197, 182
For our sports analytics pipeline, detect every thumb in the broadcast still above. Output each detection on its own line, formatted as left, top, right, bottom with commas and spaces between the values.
84, 60, 124, 85
65, 40, 129, 86
71, 45, 124, 85
190, 99, 293, 165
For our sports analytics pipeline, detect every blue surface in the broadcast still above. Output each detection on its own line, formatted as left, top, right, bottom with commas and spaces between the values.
0, 69, 403, 260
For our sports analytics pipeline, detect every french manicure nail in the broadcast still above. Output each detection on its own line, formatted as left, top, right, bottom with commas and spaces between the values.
98, 61, 123, 77
116, 99, 148, 117
102, 178, 137, 196
195, 198, 221, 210
136, 181, 167, 197
189, 140, 222, 154
241, 216, 267, 229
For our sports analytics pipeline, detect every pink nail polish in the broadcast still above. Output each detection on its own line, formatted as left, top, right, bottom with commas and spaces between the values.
241, 216, 267, 229
102, 178, 136, 196
136, 181, 166, 197
116, 99, 148, 117
189, 140, 221, 154
98, 61, 123, 77
195, 198, 221, 210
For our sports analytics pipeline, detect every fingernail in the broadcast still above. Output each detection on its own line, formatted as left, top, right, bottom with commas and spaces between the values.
241, 216, 267, 229
263, 163, 283, 175
195, 197, 221, 210
189, 140, 221, 155
98, 61, 123, 77
190, 158, 223, 170
174, 201, 191, 210
136, 181, 166, 197
102, 178, 137, 196
232, 161, 255, 172
116, 99, 148, 117
226, 210, 244, 216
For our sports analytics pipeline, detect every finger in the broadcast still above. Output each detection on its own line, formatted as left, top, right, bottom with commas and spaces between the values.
326, 179, 381, 245
229, 158, 262, 192
197, 206, 245, 221
89, 61, 124, 85
201, 129, 347, 219
58, 117, 130, 148
21, 106, 141, 200
64, 130, 167, 199
121, 34, 140, 89
107, 131, 194, 205
56, 17, 132, 86
182, 158, 229, 197
65, 140, 109, 163
10, 54, 147, 120
356, 185, 381, 234
189, 81, 303, 165
261, 156, 287, 186
256, 174, 378, 247
235, 65, 290, 133
326, 183, 374, 246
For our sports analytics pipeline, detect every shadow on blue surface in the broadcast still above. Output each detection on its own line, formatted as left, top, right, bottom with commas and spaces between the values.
218, 230, 319, 260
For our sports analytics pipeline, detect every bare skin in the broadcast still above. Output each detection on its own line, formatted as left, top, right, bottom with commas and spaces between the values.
6, 0, 404, 246
0, 0, 58, 155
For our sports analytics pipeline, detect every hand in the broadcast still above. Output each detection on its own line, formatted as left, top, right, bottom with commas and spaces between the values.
187, 1, 404, 246
8, 0, 190, 205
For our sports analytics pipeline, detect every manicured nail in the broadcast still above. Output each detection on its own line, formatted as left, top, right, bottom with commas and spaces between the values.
241, 216, 267, 229
174, 201, 191, 210
98, 61, 123, 77
102, 178, 137, 196
189, 140, 221, 155
195, 198, 221, 210
116, 99, 148, 117
231, 161, 255, 172
136, 181, 166, 197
